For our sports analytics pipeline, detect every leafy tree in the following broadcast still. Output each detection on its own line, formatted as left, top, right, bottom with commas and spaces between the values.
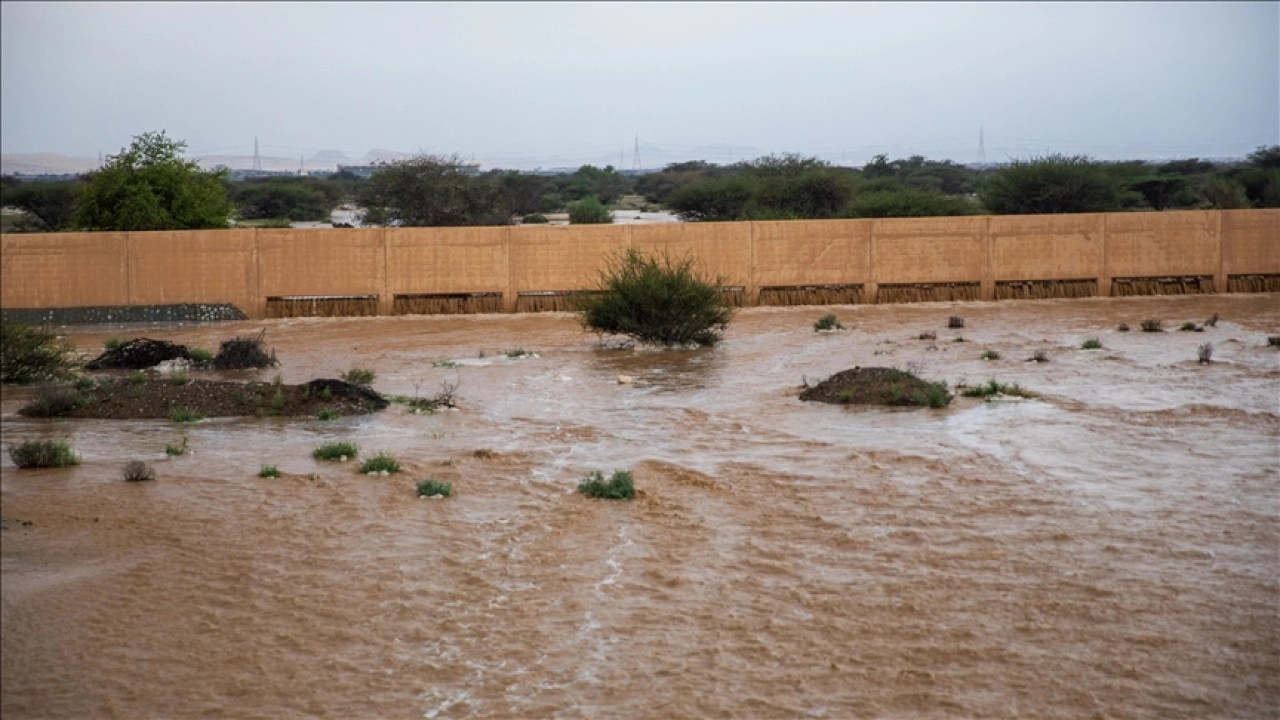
579, 248, 733, 347
634, 160, 724, 205
980, 155, 1123, 214
0, 180, 81, 231
1199, 175, 1251, 209
229, 178, 333, 221
74, 130, 232, 231
1247, 145, 1280, 169
1127, 175, 1190, 211
557, 165, 632, 204
358, 154, 511, 227
844, 186, 980, 218
751, 169, 854, 218
666, 176, 756, 221
567, 195, 613, 224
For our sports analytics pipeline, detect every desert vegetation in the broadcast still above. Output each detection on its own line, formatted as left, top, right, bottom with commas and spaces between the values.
1081, 338, 1103, 350
360, 452, 401, 475
123, 460, 156, 482
314, 442, 359, 461
960, 379, 1034, 399
578, 470, 636, 500
813, 314, 844, 332
1, 321, 79, 384
8, 440, 80, 468
416, 478, 454, 498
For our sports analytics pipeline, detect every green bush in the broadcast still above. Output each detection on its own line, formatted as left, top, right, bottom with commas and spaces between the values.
567, 196, 613, 224
165, 437, 189, 456
341, 367, 375, 386
980, 349, 1000, 360
360, 452, 401, 475
579, 248, 733, 347
416, 478, 454, 498
8, 440, 80, 468
961, 379, 1034, 398
188, 347, 214, 363
1, 321, 80, 384
980, 154, 1123, 214
1179, 322, 1198, 332
313, 441, 358, 461
844, 186, 978, 218
317, 407, 341, 421
504, 348, 534, 358
258, 465, 281, 478
170, 407, 203, 423
913, 381, 953, 408
578, 470, 635, 500
1081, 338, 1103, 350
813, 314, 844, 331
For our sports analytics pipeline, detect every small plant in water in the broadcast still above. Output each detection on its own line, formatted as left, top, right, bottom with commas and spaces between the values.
1117, 323, 1130, 332
1197, 343, 1213, 364
952, 336, 966, 343
980, 349, 1000, 360
578, 469, 635, 500
913, 381, 953, 409
1081, 338, 1103, 350
432, 359, 460, 369
123, 460, 156, 482
341, 367, 376, 386
1030, 350, 1050, 363
948, 316, 965, 329
360, 452, 401, 475
416, 478, 454, 498
165, 436, 190, 456
170, 407, 203, 423
504, 348, 534, 358
917, 331, 937, 340
314, 441, 358, 461
1269, 336, 1280, 347
317, 407, 341, 421
188, 347, 214, 363
961, 378, 1034, 399
8, 440, 80, 468
258, 465, 280, 478
1179, 322, 1198, 332
813, 314, 844, 332
1140, 318, 1163, 332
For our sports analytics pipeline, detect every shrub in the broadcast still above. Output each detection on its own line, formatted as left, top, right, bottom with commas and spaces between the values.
578, 470, 635, 500
521, 212, 549, 224
1, 321, 79, 384
170, 407, 203, 423
313, 441, 358, 461
123, 460, 156, 482
1117, 323, 1130, 332
567, 196, 613, 224
317, 407, 341, 421
813, 314, 844, 332
1031, 350, 1050, 363
1269, 336, 1280, 347
104, 336, 128, 351
1140, 318, 1163, 332
980, 154, 1123, 214
917, 331, 937, 340
504, 348, 534, 359
1081, 338, 1103, 350
129, 371, 147, 384
19, 387, 83, 417
951, 336, 966, 343
341, 367, 375, 386
1179, 322, 1198, 332
961, 379, 1034, 399
432, 359, 460, 368
8, 440, 80, 468
74, 376, 97, 391
212, 330, 277, 369
980, 349, 1000, 360
360, 452, 401, 475
948, 316, 964, 329
1197, 343, 1214, 364
188, 347, 214, 363
843, 186, 978, 218
913, 381, 953, 408
258, 465, 280, 478
165, 437, 189, 456
170, 371, 191, 386
416, 478, 454, 498
579, 248, 733, 347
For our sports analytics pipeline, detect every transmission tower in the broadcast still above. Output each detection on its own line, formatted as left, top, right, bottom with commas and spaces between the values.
632, 134, 641, 172
977, 127, 986, 165
253, 136, 262, 171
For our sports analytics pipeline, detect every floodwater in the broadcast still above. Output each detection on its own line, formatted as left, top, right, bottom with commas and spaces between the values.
2, 294, 1277, 719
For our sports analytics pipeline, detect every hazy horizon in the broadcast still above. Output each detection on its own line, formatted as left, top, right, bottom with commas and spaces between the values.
2, 2, 1276, 171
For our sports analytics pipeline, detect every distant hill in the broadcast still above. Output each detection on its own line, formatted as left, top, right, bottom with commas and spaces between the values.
354, 148, 415, 166
308, 149, 351, 166
1, 153, 100, 176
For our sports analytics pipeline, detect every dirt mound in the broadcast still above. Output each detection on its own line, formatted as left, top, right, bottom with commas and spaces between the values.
303, 379, 389, 410
85, 339, 191, 370
799, 366, 951, 407
212, 331, 278, 370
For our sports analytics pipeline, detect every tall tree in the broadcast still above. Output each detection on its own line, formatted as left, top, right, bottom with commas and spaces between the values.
74, 130, 232, 231
980, 155, 1123, 214
358, 154, 511, 227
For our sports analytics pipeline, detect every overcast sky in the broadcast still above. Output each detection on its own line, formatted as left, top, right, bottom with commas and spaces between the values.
2, 1, 1276, 169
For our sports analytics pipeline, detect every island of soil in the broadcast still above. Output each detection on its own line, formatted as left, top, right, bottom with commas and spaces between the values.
799, 367, 952, 407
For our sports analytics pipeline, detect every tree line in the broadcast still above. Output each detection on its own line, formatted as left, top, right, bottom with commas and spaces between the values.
2, 130, 1276, 233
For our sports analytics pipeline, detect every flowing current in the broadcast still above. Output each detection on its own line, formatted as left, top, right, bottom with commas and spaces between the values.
3, 294, 1278, 719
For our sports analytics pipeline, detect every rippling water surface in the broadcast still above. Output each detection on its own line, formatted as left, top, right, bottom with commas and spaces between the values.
3, 294, 1278, 719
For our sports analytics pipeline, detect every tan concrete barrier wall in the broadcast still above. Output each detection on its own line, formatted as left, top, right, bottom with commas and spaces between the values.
2, 210, 1276, 317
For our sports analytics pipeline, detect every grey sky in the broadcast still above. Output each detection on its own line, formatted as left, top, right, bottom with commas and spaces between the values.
2, 1, 1277, 170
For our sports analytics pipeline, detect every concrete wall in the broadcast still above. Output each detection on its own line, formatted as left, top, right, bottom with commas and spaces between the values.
2, 209, 1276, 318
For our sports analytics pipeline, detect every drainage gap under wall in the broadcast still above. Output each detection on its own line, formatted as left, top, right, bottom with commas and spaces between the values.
1227, 274, 1280, 293
0, 303, 248, 326
394, 293, 503, 315
756, 284, 864, 307
995, 279, 1098, 300
717, 286, 749, 307
876, 282, 980, 304
264, 295, 379, 318
516, 291, 602, 313
1110, 276, 1214, 297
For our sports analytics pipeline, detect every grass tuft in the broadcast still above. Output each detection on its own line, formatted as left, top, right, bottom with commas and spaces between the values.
578, 469, 635, 500
188, 347, 214, 363
258, 465, 280, 478
360, 452, 401, 474
917, 331, 936, 340
960, 378, 1034, 399
170, 371, 191, 386
165, 436, 189, 456
813, 314, 844, 332
1179, 322, 1198, 332
1081, 338, 1103, 350
1117, 323, 1130, 332
317, 407, 342, 421
980, 349, 1000, 360
1140, 318, 1163, 332
432, 359, 460, 369
8, 440, 80, 468
170, 407, 203, 423
341, 367, 375, 386
313, 441, 358, 461
504, 348, 534, 358
416, 478, 454, 498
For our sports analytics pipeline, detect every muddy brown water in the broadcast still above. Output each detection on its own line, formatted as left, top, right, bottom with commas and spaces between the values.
2, 295, 1278, 719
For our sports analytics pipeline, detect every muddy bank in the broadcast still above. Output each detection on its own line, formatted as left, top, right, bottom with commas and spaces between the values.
2, 294, 1278, 719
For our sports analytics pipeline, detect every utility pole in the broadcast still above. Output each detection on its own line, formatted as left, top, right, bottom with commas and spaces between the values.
632, 133, 641, 172
977, 127, 986, 165
253, 136, 262, 171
